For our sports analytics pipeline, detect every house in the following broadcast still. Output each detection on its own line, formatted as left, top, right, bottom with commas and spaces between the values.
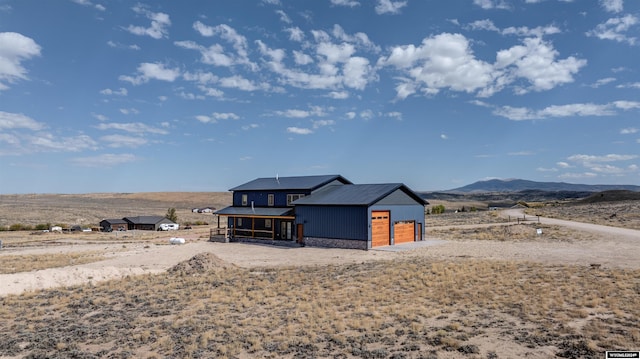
216, 175, 352, 240
123, 216, 177, 231
99, 218, 128, 232
215, 175, 427, 249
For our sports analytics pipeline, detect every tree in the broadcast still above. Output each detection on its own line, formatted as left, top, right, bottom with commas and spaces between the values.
165, 208, 178, 223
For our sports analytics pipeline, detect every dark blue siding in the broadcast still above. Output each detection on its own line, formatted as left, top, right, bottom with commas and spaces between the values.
233, 190, 309, 207
295, 206, 368, 240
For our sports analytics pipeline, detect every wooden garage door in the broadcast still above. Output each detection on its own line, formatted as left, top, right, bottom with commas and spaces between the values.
371, 211, 390, 247
394, 221, 415, 244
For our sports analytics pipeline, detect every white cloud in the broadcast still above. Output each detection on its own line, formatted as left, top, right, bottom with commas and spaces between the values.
558, 172, 598, 180
312, 119, 335, 129
287, 127, 313, 135
100, 87, 128, 96
327, 91, 349, 99
587, 15, 638, 45
473, 0, 510, 10
70, 153, 137, 167
196, 112, 239, 123
119, 62, 180, 85
600, 0, 623, 13
286, 27, 305, 42
28, 133, 98, 152
617, 82, 640, 89
293, 50, 313, 65
125, 5, 170, 39
119, 108, 139, 115
380, 32, 583, 98
536, 167, 558, 172
568, 154, 638, 164
195, 115, 215, 124
276, 106, 327, 119
469, 19, 561, 37
0, 32, 41, 90
212, 112, 240, 120
385, 112, 402, 120
218, 75, 268, 91
590, 77, 616, 88
494, 37, 586, 95
375, 0, 407, 14
91, 113, 108, 121
101, 134, 147, 148
242, 124, 259, 130
375, 0, 407, 15
620, 127, 638, 134
0, 111, 44, 130
189, 22, 256, 70
381, 33, 494, 96
440, 134, 448, 140
275, 10, 291, 24
70, 0, 106, 11
96, 122, 169, 135
331, 0, 360, 6
562, 154, 639, 178
493, 101, 637, 121
556, 161, 572, 169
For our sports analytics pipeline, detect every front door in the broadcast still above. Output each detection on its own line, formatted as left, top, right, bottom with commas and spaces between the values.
297, 224, 304, 243
281, 221, 292, 240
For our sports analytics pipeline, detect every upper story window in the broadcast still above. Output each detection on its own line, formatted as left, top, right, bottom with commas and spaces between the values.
242, 194, 248, 206
287, 193, 305, 206
268, 194, 274, 206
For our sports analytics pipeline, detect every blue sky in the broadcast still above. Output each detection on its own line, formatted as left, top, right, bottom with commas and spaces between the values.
1, 0, 639, 193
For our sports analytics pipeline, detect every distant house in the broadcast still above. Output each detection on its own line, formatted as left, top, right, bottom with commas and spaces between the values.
100, 219, 128, 232
216, 175, 427, 249
123, 216, 176, 231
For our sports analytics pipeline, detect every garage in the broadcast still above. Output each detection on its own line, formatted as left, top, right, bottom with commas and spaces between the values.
293, 183, 427, 250
394, 221, 415, 244
371, 210, 390, 247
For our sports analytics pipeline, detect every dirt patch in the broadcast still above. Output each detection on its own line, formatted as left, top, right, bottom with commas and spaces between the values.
168, 252, 235, 275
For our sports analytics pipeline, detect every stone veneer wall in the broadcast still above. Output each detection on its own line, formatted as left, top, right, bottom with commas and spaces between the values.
303, 237, 368, 250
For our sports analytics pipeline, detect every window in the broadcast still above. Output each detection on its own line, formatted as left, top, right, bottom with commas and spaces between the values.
242, 194, 248, 206
265, 219, 272, 228
268, 194, 274, 206
237, 218, 243, 226
287, 193, 305, 206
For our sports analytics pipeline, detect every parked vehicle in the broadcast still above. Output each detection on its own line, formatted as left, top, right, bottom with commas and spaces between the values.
158, 223, 179, 231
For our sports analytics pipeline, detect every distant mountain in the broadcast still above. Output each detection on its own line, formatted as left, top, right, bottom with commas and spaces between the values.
449, 179, 640, 193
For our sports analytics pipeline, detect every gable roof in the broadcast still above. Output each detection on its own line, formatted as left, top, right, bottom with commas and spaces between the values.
293, 183, 427, 206
100, 218, 127, 224
123, 216, 173, 225
229, 174, 352, 191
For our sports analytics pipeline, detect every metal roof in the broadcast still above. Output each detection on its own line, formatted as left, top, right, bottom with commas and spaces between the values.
101, 218, 127, 224
215, 206, 294, 217
123, 216, 172, 224
292, 184, 427, 206
229, 174, 351, 191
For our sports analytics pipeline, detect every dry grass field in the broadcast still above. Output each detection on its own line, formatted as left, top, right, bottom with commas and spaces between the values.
0, 192, 231, 229
524, 200, 640, 230
0, 193, 639, 358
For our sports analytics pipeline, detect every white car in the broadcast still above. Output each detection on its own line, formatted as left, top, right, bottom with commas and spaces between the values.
158, 223, 179, 231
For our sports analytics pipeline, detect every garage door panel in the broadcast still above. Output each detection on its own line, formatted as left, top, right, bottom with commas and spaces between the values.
371, 211, 390, 247
394, 221, 415, 244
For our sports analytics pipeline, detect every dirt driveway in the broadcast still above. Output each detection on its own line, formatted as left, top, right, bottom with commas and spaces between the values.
2, 209, 639, 297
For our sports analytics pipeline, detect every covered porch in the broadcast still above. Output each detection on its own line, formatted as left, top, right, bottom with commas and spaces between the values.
214, 207, 295, 240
